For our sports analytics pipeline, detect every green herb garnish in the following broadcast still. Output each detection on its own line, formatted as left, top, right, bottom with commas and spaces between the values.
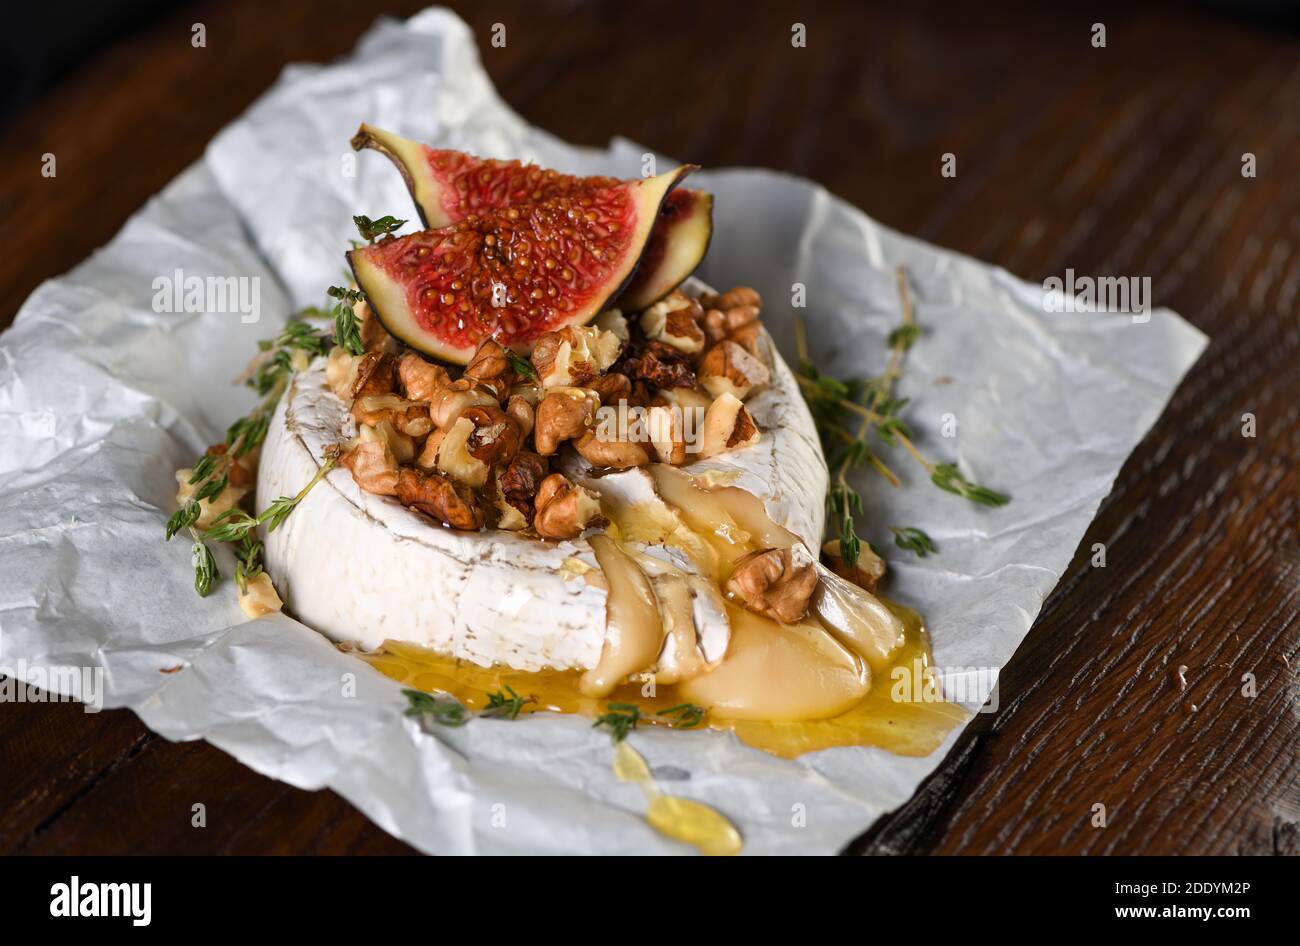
593, 703, 642, 742
890, 526, 936, 558
191, 533, 219, 597
930, 463, 1010, 507
506, 349, 538, 382
326, 285, 366, 356
403, 689, 471, 728
353, 214, 407, 242
794, 265, 1009, 565
482, 685, 536, 720
656, 703, 706, 729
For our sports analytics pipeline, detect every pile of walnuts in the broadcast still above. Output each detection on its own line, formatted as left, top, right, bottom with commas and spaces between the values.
334, 287, 773, 540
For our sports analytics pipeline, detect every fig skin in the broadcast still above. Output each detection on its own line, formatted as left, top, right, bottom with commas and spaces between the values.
349, 165, 695, 366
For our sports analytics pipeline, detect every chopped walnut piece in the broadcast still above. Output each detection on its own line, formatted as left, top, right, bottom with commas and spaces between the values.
614, 340, 696, 389
645, 404, 688, 465
533, 388, 599, 455
626, 379, 656, 408
459, 404, 523, 466
505, 394, 535, 438
725, 546, 819, 624
497, 451, 548, 525
351, 351, 398, 399
531, 325, 623, 388
700, 286, 762, 310
356, 419, 415, 464
639, 292, 706, 355
700, 286, 764, 355
654, 385, 712, 413
351, 395, 433, 439
463, 337, 518, 400
533, 473, 605, 540
415, 427, 445, 471
587, 371, 632, 406
339, 440, 399, 496
508, 381, 543, 406
574, 429, 651, 469
821, 539, 887, 594
398, 351, 451, 402
594, 308, 630, 342
431, 416, 489, 488
325, 347, 363, 400
395, 467, 484, 530
698, 340, 771, 401
238, 572, 283, 619
428, 379, 499, 428
698, 392, 760, 458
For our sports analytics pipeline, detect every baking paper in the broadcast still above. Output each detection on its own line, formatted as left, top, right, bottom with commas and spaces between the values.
0, 8, 1207, 854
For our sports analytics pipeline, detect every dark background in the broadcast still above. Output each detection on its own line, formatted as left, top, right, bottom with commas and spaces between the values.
1, 1, 1297, 855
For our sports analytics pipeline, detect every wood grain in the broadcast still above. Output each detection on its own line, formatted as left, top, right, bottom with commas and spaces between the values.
1, 0, 1296, 855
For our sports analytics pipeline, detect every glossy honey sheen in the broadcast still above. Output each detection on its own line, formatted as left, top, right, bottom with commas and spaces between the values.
357, 596, 964, 760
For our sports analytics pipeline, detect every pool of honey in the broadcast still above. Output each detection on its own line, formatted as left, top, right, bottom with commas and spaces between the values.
358, 597, 965, 760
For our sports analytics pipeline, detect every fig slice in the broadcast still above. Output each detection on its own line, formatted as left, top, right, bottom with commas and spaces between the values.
348, 166, 693, 364
353, 125, 712, 309
615, 188, 714, 311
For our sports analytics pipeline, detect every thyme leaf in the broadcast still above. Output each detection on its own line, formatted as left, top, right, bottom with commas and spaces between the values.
887, 323, 921, 351
203, 509, 259, 544
890, 526, 936, 558
593, 702, 641, 742
656, 702, 706, 729
402, 689, 471, 727
506, 349, 538, 382
353, 214, 407, 242
326, 285, 365, 356
233, 534, 264, 594
481, 685, 536, 720
930, 463, 1010, 507
165, 501, 200, 542
191, 533, 218, 597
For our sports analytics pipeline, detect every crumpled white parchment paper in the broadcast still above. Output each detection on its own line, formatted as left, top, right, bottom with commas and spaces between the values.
0, 8, 1207, 854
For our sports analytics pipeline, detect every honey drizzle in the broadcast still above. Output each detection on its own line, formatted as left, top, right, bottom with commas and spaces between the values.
357, 596, 964, 760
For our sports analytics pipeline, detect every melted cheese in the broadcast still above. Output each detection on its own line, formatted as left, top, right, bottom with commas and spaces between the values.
582, 534, 665, 697
678, 605, 870, 720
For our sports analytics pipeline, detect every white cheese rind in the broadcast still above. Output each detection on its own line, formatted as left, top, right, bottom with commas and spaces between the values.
257, 295, 828, 673
258, 362, 609, 670
684, 329, 827, 551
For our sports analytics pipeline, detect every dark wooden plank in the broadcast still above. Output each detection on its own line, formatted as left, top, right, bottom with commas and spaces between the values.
1, 694, 415, 855
1, 0, 1297, 855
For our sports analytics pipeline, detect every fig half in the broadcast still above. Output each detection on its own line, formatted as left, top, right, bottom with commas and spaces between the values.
353, 125, 712, 310
349, 167, 693, 364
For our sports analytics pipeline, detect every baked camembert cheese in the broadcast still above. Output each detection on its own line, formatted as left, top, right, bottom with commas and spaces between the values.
258, 279, 908, 723
168, 135, 958, 763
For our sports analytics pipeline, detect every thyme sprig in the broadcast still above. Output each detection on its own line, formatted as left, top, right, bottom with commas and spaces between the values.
482, 685, 536, 720
794, 265, 1009, 565
890, 526, 936, 558
207, 459, 337, 541
168, 289, 368, 598
233, 533, 264, 594
593, 703, 642, 742
190, 527, 218, 597
326, 286, 365, 356
403, 689, 472, 728
656, 702, 706, 730
353, 214, 407, 242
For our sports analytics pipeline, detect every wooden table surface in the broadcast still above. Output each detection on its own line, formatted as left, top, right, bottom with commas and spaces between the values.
2, 0, 1297, 856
